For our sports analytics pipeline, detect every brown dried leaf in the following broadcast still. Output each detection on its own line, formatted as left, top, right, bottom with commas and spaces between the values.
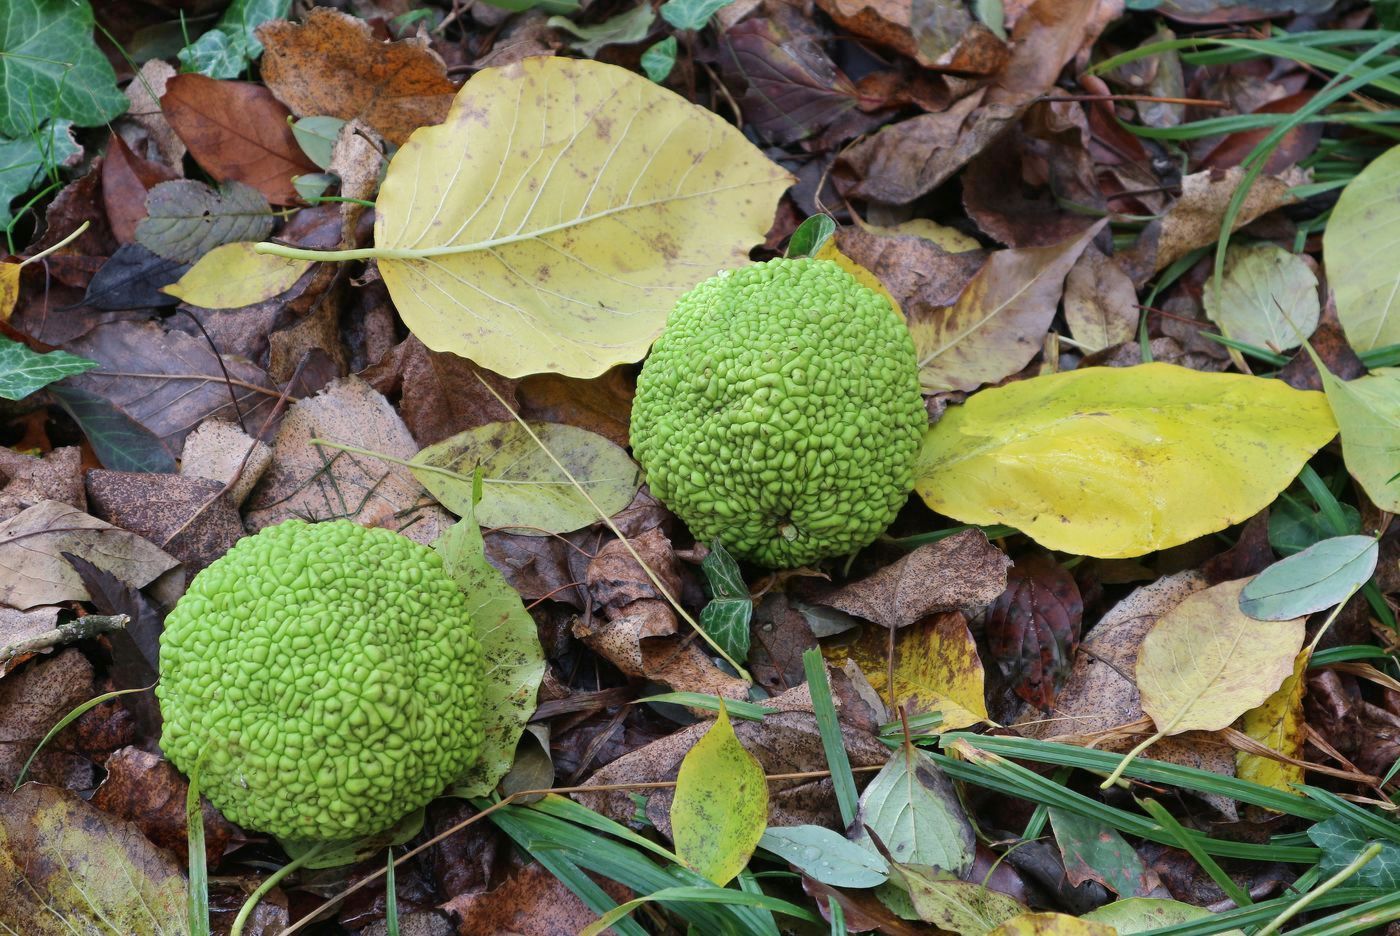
0, 650, 98, 789
1063, 245, 1139, 353
911, 221, 1103, 392
257, 7, 457, 146
0, 446, 84, 524
0, 501, 179, 610
161, 74, 317, 205
360, 335, 519, 446
179, 419, 272, 507
822, 530, 1011, 630
101, 133, 178, 244
815, 0, 1007, 73
446, 860, 632, 935
517, 367, 635, 451
91, 746, 239, 867
85, 470, 243, 574
835, 225, 984, 312
244, 376, 453, 543
121, 59, 184, 167
576, 681, 888, 836
0, 782, 186, 934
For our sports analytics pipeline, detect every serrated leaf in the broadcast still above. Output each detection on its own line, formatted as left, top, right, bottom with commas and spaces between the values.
1308, 815, 1400, 888
1316, 363, 1400, 513
1324, 143, 1400, 351
0, 0, 127, 138
548, 4, 655, 57
1235, 649, 1307, 798
371, 56, 792, 379
759, 825, 888, 887
1203, 243, 1318, 352
0, 335, 98, 400
642, 37, 678, 82
0, 118, 80, 228
1240, 535, 1379, 620
671, 704, 768, 885
436, 516, 547, 799
660, 0, 736, 29
136, 180, 275, 263
885, 864, 1025, 934
853, 742, 974, 872
915, 363, 1338, 558
1137, 579, 1305, 737
411, 421, 641, 535
1082, 898, 1244, 935
163, 242, 312, 309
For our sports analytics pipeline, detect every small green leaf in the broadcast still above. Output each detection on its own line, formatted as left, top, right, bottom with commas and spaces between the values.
0, 0, 127, 138
290, 115, 346, 170
671, 703, 768, 885
0, 335, 98, 400
177, 0, 292, 79
759, 825, 888, 887
786, 215, 837, 260
436, 514, 547, 799
641, 37, 678, 82
1308, 815, 1400, 888
1203, 243, 1319, 352
547, 4, 655, 57
659, 0, 735, 30
1049, 808, 1157, 897
1241, 535, 1379, 620
698, 541, 752, 661
0, 119, 80, 228
412, 421, 641, 535
1316, 364, 1400, 513
853, 741, 975, 872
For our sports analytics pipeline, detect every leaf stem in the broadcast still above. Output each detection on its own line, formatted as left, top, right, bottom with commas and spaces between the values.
1100, 729, 1164, 789
229, 842, 326, 936
1254, 842, 1382, 936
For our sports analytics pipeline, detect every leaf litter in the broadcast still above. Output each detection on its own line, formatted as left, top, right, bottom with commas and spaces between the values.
1, 0, 1398, 933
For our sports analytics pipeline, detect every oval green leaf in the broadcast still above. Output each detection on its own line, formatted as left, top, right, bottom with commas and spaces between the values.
759, 824, 889, 887
1324, 142, 1400, 351
1240, 535, 1379, 621
671, 703, 768, 886
1203, 243, 1318, 351
411, 421, 641, 535
915, 363, 1337, 558
853, 743, 975, 873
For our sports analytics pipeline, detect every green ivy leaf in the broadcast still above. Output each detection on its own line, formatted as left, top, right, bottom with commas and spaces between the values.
0, 118, 80, 228
0, 335, 98, 401
659, 0, 736, 30
641, 37, 678, 83
177, 0, 292, 79
0, 0, 127, 138
698, 541, 752, 661
547, 4, 655, 58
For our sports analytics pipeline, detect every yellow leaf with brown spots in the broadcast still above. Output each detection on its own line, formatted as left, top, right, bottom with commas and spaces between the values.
670, 702, 768, 886
0, 262, 18, 321
1235, 648, 1308, 799
990, 912, 1118, 936
824, 612, 988, 731
369, 56, 793, 379
163, 242, 311, 309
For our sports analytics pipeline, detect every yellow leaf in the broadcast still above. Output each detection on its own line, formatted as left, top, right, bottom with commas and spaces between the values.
1323, 142, 1400, 351
163, 243, 312, 308
915, 362, 1337, 558
860, 217, 982, 253
1139, 578, 1304, 736
824, 613, 988, 732
989, 912, 1117, 936
1235, 649, 1308, 798
1315, 363, 1400, 513
911, 222, 1103, 393
373, 57, 793, 379
670, 702, 768, 885
0, 262, 18, 321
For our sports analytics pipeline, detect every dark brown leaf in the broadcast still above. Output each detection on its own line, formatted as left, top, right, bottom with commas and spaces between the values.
985, 555, 1084, 711
101, 133, 179, 245
360, 335, 519, 446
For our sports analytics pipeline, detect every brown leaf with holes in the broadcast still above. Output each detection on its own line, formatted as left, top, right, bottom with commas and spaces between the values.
821, 530, 1010, 630
91, 746, 240, 867
160, 74, 317, 205
985, 555, 1083, 711
257, 7, 457, 146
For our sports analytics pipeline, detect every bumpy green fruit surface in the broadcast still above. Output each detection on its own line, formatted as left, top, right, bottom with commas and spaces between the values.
631, 258, 926, 568
156, 519, 483, 842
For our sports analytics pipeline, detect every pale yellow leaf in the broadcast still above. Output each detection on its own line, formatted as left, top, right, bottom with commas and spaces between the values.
373, 56, 794, 378
915, 363, 1337, 558
989, 912, 1117, 936
1324, 142, 1400, 351
1203, 243, 1318, 352
1137, 579, 1305, 736
1235, 648, 1308, 798
163, 242, 312, 308
1315, 364, 1400, 513
670, 703, 768, 885
860, 217, 982, 253
0, 262, 18, 321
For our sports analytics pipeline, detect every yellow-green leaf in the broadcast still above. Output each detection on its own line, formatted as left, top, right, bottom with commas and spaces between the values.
671, 703, 768, 885
989, 912, 1117, 936
373, 56, 793, 379
163, 242, 312, 308
1235, 648, 1308, 799
1324, 142, 1400, 351
1083, 897, 1245, 934
412, 421, 641, 534
1138, 579, 1305, 737
1203, 243, 1318, 352
1315, 364, 1400, 513
915, 362, 1337, 558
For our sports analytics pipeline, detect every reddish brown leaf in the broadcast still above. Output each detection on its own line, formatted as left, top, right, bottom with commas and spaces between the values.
257, 7, 457, 146
985, 555, 1084, 711
91, 746, 240, 867
446, 861, 632, 935
101, 134, 178, 244
1200, 91, 1322, 173
0, 650, 99, 789
834, 225, 984, 312
160, 74, 317, 205
360, 335, 519, 446
517, 367, 635, 450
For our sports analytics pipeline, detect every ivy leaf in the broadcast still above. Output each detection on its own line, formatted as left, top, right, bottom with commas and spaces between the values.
642, 37, 679, 82
0, 119, 80, 228
0, 335, 98, 401
660, 0, 736, 30
178, 0, 292, 79
548, 4, 655, 57
697, 541, 753, 661
1308, 816, 1400, 888
0, 0, 127, 138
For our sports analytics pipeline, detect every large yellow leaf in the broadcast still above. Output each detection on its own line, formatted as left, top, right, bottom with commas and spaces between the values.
670, 703, 768, 886
1323, 143, 1400, 351
370, 56, 793, 378
915, 363, 1337, 558
1235, 648, 1308, 799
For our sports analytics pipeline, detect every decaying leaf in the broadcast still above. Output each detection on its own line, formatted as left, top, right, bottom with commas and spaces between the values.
370, 56, 792, 379
990, 912, 1117, 936
135, 180, 275, 263
884, 863, 1027, 934
985, 555, 1083, 711
1235, 649, 1308, 798
1063, 246, 1138, 353
1049, 808, 1163, 897
916, 363, 1337, 558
